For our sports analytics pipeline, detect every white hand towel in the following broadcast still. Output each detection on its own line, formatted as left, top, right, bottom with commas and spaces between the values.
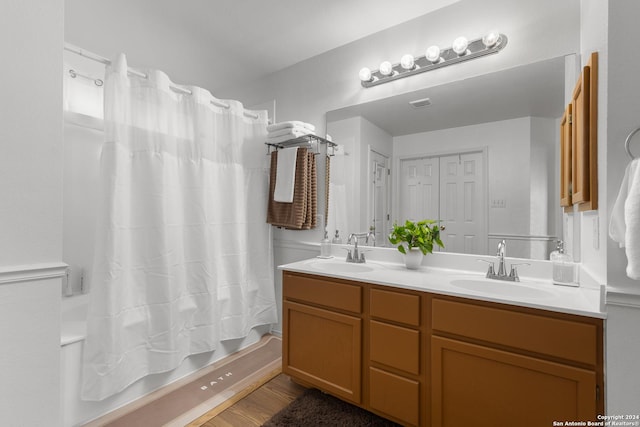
268, 127, 315, 138
267, 121, 316, 133
609, 158, 640, 279
274, 147, 299, 203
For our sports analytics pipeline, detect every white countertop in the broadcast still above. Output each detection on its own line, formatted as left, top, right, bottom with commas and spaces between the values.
279, 257, 606, 319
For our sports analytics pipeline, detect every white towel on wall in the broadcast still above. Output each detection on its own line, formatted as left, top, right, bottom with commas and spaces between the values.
274, 147, 299, 203
267, 121, 316, 133
609, 158, 640, 279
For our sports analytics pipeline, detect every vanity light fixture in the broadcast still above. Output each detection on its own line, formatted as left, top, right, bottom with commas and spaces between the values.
359, 32, 508, 88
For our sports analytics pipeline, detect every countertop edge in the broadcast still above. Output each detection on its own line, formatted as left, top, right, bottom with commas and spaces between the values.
279, 260, 606, 320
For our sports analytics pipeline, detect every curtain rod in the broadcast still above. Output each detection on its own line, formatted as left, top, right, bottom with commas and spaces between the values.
63, 42, 260, 120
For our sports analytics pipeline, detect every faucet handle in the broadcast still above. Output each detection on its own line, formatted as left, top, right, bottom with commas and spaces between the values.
342, 247, 353, 263
508, 262, 530, 281
358, 249, 372, 263
477, 259, 495, 277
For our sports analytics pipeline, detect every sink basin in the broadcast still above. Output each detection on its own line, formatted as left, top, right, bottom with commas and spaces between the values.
307, 261, 375, 274
450, 279, 555, 299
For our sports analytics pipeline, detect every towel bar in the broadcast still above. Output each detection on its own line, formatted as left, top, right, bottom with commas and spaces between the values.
625, 127, 640, 159
265, 134, 337, 156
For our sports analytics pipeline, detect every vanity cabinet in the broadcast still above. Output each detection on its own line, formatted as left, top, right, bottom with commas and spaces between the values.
282, 271, 604, 426
282, 272, 362, 403
368, 287, 424, 426
430, 297, 603, 426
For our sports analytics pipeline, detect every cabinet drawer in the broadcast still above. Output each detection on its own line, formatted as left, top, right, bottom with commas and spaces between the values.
370, 288, 420, 326
370, 320, 420, 375
431, 298, 598, 365
369, 367, 420, 426
283, 272, 361, 314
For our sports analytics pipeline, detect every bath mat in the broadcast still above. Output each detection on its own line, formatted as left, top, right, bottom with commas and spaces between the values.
262, 388, 401, 427
87, 334, 282, 427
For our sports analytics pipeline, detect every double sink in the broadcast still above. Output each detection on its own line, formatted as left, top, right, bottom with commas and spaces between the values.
305, 259, 555, 300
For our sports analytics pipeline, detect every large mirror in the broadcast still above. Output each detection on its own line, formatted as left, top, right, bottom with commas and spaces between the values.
326, 55, 567, 260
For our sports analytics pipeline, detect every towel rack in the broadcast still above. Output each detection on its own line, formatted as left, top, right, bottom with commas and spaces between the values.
625, 127, 640, 159
265, 134, 338, 156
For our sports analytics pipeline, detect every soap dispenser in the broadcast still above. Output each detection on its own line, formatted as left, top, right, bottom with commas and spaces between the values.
319, 229, 332, 258
550, 240, 577, 287
332, 230, 342, 244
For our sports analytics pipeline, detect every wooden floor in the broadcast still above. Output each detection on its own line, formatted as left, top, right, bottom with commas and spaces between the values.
198, 374, 307, 426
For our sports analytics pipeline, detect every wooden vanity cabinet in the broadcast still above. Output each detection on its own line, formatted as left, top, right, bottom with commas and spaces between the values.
282, 272, 363, 404
368, 287, 424, 426
282, 271, 604, 427
430, 296, 604, 427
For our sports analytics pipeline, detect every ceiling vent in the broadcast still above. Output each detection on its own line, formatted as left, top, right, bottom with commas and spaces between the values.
409, 97, 432, 108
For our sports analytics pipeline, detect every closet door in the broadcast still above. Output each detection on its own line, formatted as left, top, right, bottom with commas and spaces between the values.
399, 157, 439, 223
439, 152, 486, 255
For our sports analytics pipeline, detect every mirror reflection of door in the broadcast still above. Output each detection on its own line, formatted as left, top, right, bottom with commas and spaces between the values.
399, 150, 487, 255
369, 149, 390, 246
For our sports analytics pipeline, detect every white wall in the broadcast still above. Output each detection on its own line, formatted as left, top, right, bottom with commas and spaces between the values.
0, 1, 64, 425
601, 0, 640, 414
224, 0, 581, 245
327, 116, 393, 234
577, 0, 608, 285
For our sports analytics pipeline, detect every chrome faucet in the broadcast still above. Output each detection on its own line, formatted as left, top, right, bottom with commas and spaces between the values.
346, 232, 370, 263
481, 239, 528, 282
366, 230, 376, 246
496, 239, 507, 277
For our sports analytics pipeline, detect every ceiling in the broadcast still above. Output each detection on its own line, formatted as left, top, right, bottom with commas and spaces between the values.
65, 0, 460, 90
326, 55, 566, 136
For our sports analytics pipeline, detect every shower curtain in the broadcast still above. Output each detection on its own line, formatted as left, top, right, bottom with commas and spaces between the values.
81, 54, 278, 401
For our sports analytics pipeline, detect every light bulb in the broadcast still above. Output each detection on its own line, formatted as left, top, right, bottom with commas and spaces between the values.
452, 36, 469, 56
379, 61, 393, 76
425, 45, 441, 63
359, 67, 373, 82
482, 31, 500, 48
400, 54, 415, 70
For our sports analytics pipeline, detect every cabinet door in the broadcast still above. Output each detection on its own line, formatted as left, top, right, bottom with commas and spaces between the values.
560, 103, 572, 209
570, 52, 598, 211
283, 301, 362, 403
571, 68, 590, 205
431, 336, 597, 427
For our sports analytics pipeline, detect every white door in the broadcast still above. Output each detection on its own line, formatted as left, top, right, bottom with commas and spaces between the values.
439, 152, 487, 255
399, 157, 439, 223
369, 150, 390, 246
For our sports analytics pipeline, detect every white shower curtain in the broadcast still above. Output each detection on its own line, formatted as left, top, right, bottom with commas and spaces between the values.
81, 54, 277, 400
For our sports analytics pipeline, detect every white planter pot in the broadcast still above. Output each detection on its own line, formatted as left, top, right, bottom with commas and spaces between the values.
403, 248, 424, 270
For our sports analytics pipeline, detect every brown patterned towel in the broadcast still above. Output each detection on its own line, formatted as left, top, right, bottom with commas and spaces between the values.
301, 151, 317, 230
267, 148, 317, 229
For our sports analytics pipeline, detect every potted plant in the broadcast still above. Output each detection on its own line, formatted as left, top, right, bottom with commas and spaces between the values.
388, 219, 444, 269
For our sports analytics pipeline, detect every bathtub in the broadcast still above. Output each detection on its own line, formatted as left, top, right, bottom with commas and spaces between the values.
60, 294, 270, 427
